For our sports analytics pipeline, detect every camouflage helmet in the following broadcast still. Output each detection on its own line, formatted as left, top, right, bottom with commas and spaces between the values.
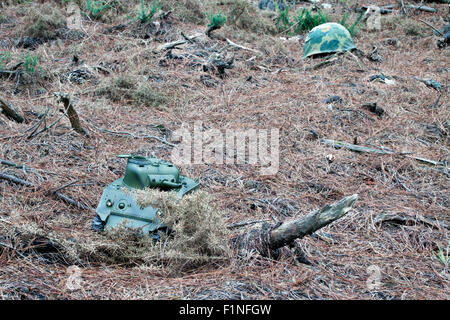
303, 22, 356, 58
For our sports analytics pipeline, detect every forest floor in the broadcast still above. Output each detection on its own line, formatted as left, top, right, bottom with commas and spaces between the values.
0, 0, 448, 299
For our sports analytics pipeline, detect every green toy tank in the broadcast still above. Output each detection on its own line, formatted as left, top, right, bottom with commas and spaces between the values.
91, 155, 199, 240
303, 22, 356, 58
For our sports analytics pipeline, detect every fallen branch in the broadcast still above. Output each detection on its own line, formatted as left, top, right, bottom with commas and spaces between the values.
0, 95, 24, 123
374, 212, 449, 230
269, 194, 358, 249
226, 219, 270, 230
0, 158, 32, 172
90, 125, 176, 147
235, 194, 358, 258
321, 138, 448, 174
407, 5, 436, 13
360, 5, 393, 14
0, 171, 91, 210
419, 19, 444, 36
153, 33, 202, 53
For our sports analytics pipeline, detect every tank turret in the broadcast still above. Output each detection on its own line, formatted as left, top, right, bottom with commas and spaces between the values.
91, 155, 199, 239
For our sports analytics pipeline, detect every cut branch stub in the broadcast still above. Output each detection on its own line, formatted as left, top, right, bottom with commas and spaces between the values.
54, 92, 86, 135
235, 194, 358, 259
269, 194, 358, 249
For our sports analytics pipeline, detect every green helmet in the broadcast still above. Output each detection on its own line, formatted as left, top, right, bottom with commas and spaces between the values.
303, 22, 356, 58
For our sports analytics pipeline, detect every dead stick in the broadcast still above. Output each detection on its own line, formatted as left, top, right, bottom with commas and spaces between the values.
407, 5, 436, 13
0, 172, 91, 210
0, 159, 32, 172
52, 180, 79, 193
419, 19, 444, 36
225, 38, 263, 56
227, 219, 270, 229
0, 95, 24, 123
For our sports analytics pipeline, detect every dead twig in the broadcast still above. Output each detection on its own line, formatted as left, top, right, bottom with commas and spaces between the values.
0, 95, 24, 123
89, 124, 176, 147
227, 219, 271, 229
374, 212, 450, 230
27, 108, 66, 140
321, 138, 449, 174
51, 180, 79, 193
0, 158, 32, 172
0, 172, 91, 210
154, 33, 202, 53
225, 38, 263, 56
419, 19, 444, 36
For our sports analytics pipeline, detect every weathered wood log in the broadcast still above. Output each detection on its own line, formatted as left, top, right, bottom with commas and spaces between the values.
236, 194, 358, 258
0, 171, 91, 210
321, 139, 392, 154
0, 95, 24, 123
406, 5, 436, 13
269, 194, 358, 249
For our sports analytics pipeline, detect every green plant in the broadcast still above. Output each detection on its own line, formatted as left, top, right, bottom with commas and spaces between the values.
207, 12, 226, 28
0, 51, 11, 69
339, 12, 364, 36
23, 53, 38, 73
435, 240, 449, 267
206, 12, 226, 37
293, 8, 328, 33
85, 0, 112, 20
137, 0, 160, 23
274, 3, 292, 33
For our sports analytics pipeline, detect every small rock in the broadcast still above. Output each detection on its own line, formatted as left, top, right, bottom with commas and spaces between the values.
321, 95, 343, 104
326, 154, 335, 163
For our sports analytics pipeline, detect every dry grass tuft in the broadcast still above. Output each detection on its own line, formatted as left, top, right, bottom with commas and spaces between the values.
96, 75, 168, 108
0, 190, 230, 275
133, 189, 232, 271
20, 3, 66, 39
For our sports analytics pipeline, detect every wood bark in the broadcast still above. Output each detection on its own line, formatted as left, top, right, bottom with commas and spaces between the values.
0, 95, 24, 123
236, 194, 358, 258
55, 92, 86, 135
269, 194, 358, 249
